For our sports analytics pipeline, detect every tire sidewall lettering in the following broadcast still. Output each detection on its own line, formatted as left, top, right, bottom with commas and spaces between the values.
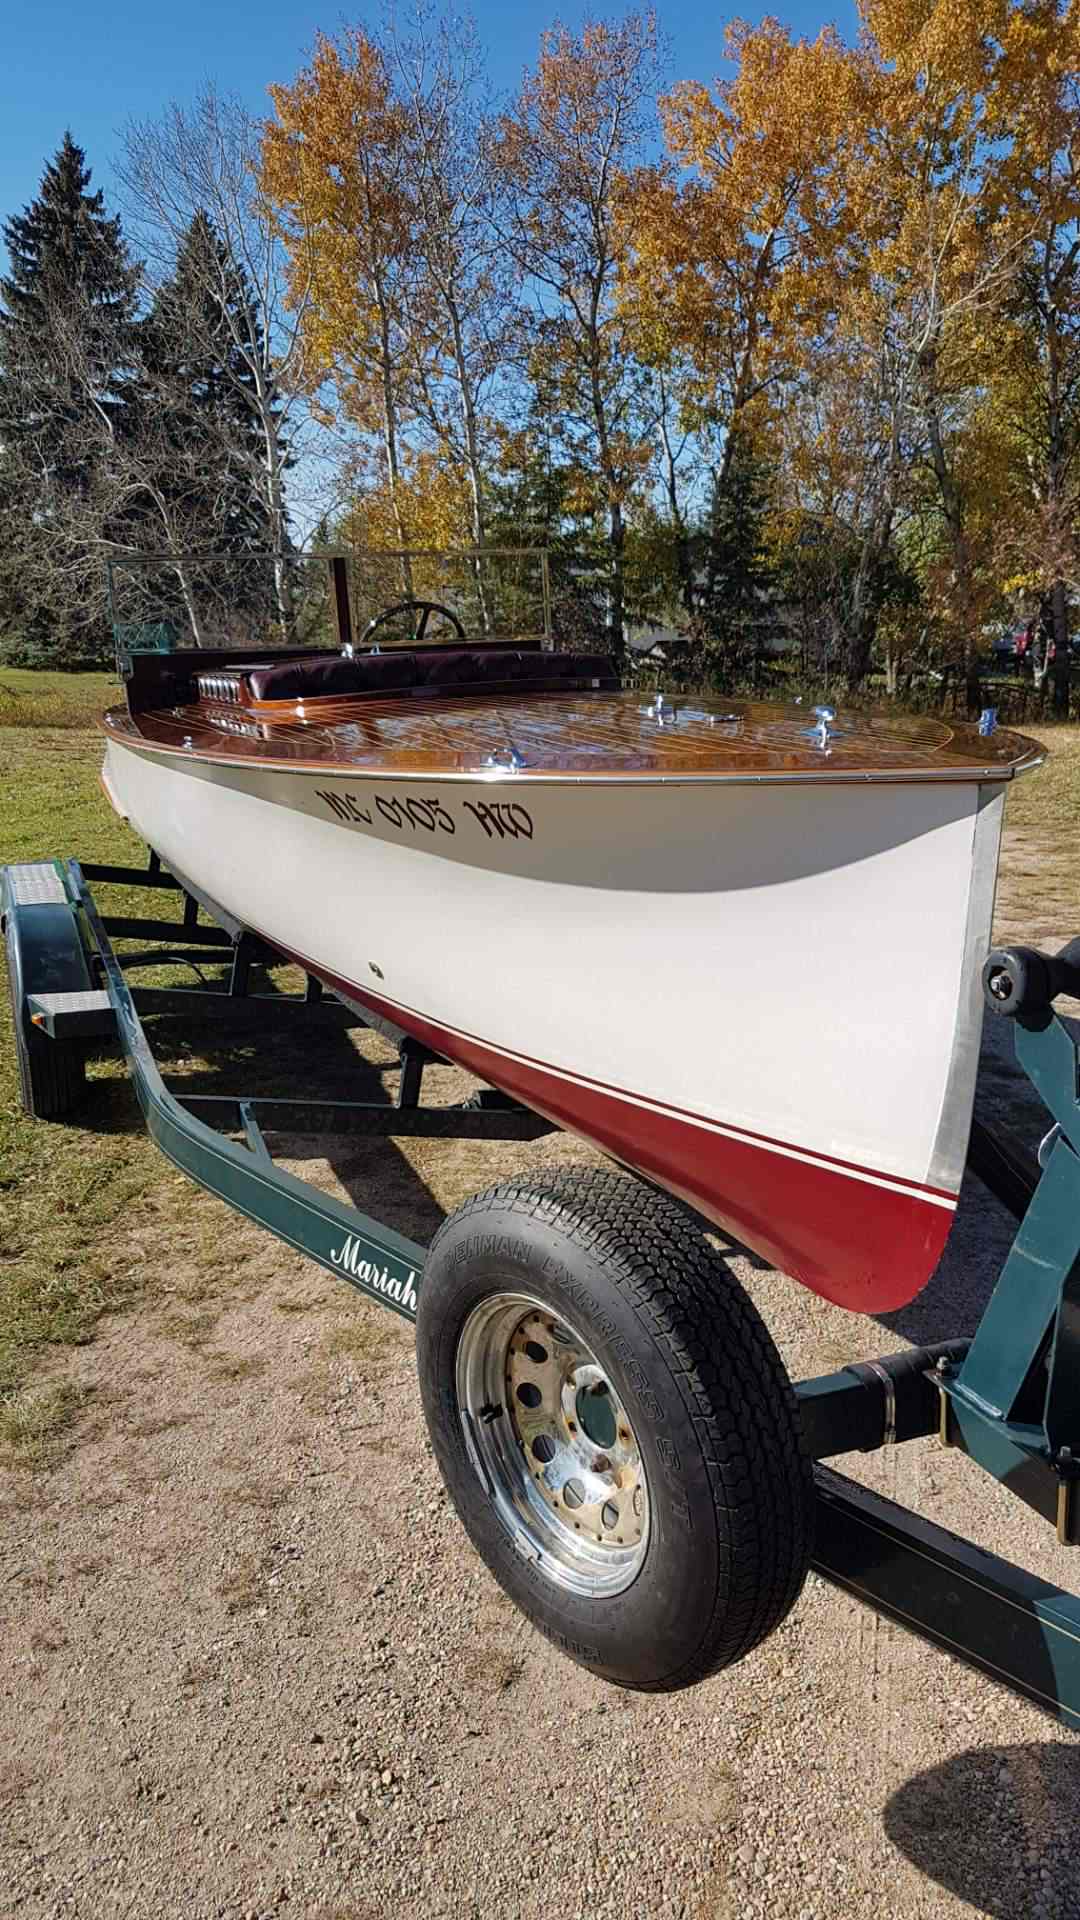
441, 1228, 685, 1467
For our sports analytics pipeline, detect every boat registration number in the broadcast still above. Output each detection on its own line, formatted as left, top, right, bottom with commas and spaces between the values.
314, 787, 535, 844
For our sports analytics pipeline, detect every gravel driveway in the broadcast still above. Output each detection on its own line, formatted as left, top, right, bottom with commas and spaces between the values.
3, 976, 1080, 1920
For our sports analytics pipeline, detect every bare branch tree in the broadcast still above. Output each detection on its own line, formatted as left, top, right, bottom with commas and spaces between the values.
491, 14, 663, 660
118, 87, 309, 625
382, 7, 519, 625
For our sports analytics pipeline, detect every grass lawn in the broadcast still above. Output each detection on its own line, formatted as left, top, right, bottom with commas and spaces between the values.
1004, 721, 1080, 842
0, 669, 218, 1462
992, 722, 1080, 944
0, 665, 120, 734
1, 673, 1079, 1466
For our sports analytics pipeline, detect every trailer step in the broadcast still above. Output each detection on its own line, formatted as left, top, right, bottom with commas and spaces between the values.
2, 861, 68, 908
28, 989, 116, 1038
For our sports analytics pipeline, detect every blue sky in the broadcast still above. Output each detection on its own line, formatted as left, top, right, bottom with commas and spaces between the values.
3, 0, 857, 238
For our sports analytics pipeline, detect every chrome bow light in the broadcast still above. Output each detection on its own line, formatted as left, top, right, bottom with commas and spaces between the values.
481, 745, 528, 774
804, 704, 838, 748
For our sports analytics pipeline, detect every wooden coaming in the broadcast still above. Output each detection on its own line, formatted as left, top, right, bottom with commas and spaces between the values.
103, 689, 1043, 785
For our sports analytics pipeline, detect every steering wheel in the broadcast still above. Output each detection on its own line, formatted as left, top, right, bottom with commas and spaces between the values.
356, 599, 467, 650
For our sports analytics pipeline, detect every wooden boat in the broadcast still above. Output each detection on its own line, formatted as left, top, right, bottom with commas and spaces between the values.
101, 635, 1041, 1316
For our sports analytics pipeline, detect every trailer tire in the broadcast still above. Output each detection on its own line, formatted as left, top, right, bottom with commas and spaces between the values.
417, 1167, 813, 1692
3, 908, 86, 1119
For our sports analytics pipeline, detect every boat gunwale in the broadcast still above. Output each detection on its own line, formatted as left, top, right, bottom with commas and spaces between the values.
101, 708, 1044, 788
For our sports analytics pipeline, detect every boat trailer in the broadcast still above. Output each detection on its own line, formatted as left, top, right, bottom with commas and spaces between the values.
5, 852, 1080, 1720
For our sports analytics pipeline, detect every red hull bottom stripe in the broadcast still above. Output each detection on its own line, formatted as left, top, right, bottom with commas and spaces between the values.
278, 950, 953, 1316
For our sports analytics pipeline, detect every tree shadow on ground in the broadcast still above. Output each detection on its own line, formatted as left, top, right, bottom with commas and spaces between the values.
884, 1741, 1080, 1920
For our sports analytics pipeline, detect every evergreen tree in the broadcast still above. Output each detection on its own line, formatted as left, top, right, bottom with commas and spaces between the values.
0, 134, 140, 662
486, 399, 610, 650
694, 436, 778, 687
130, 211, 290, 640
144, 212, 276, 547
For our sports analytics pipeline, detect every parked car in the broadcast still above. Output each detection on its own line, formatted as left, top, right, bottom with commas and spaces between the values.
990, 625, 1029, 669
990, 617, 1078, 673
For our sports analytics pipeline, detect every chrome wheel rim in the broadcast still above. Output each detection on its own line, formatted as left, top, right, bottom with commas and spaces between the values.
456, 1292, 649, 1597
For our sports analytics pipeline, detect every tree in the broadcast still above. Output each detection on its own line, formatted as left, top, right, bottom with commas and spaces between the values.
775, 336, 912, 690
145, 212, 281, 547
837, 0, 1034, 711
261, 31, 419, 594
623, 23, 860, 536
987, 0, 1080, 713
618, 18, 865, 668
694, 433, 778, 684
488, 396, 611, 649
119, 88, 305, 629
123, 210, 288, 642
492, 14, 662, 662
381, 8, 519, 627
262, 15, 522, 620
0, 133, 140, 661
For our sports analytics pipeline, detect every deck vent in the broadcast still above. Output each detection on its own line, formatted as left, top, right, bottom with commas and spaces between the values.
211, 711, 265, 740
196, 672, 242, 705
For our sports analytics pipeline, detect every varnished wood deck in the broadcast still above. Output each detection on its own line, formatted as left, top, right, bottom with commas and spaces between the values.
103, 691, 1043, 785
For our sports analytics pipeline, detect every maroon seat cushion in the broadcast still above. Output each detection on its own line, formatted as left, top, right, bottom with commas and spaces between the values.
237, 646, 616, 704
417, 649, 491, 686
417, 649, 613, 686
242, 651, 418, 701
546, 652, 611, 681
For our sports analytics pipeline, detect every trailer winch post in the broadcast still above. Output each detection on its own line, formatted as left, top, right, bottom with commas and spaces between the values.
925, 952, 1080, 1540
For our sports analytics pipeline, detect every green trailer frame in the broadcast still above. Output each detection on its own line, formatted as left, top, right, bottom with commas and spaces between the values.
5, 853, 1080, 1727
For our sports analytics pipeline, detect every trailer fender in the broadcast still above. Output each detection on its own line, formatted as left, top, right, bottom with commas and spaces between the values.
1, 862, 92, 1116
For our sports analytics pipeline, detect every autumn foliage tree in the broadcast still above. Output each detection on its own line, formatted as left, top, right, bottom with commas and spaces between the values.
626, 21, 857, 475
986, 0, 1080, 712
261, 32, 419, 591
261, 12, 521, 619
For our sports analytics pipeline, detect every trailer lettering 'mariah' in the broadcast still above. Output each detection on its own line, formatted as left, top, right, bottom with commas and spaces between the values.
329, 1234, 418, 1314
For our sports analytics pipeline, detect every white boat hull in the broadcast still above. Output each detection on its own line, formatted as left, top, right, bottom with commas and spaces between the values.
102, 736, 1004, 1312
